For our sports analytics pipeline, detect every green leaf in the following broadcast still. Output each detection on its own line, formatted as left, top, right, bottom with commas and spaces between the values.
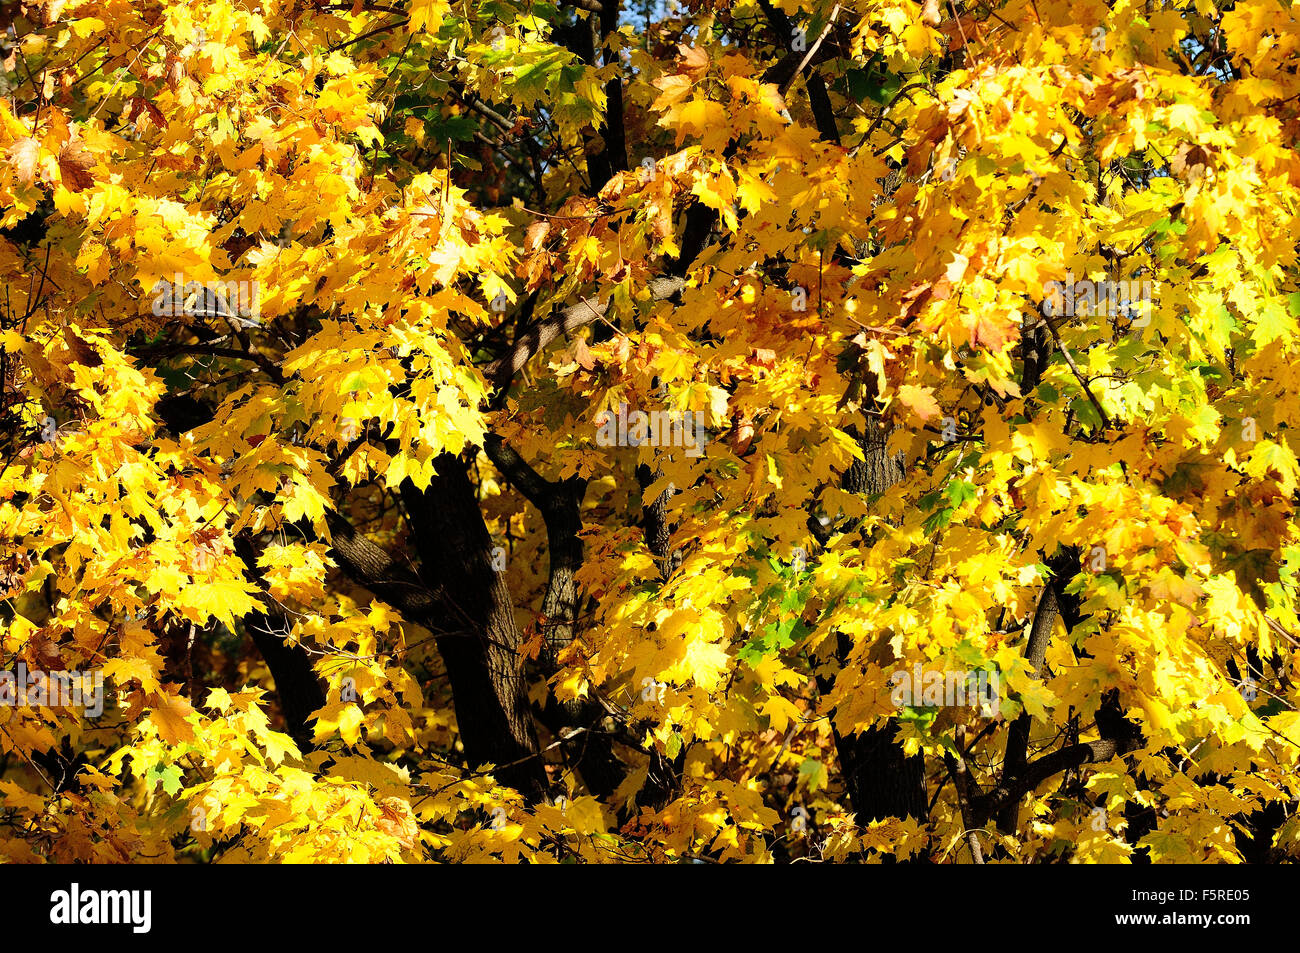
146, 762, 184, 797
798, 759, 828, 793
664, 731, 683, 761
848, 65, 902, 106
945, 479, 976, 508
1253, 298, 1296, 347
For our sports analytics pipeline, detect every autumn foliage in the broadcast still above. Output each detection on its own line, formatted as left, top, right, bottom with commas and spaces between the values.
0, 0, 1299, 863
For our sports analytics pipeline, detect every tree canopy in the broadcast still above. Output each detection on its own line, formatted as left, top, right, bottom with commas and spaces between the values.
0, 0, 1298, 863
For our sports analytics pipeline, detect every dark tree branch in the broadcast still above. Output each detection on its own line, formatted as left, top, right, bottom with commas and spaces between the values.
943, 750, 985, 864
997, 581, 1060, 831
757, 0, 841, 145
394, 457, 549, 801
977, 697, 1145, 823
597, 0, 629, 179
482, 1, 849, 396
482, 434, 626, 797
324, 507, 445, 623
482, 275, 684, 396
483, 433, 554, 506
138, 341, 286, 386
234, 535, 326, 751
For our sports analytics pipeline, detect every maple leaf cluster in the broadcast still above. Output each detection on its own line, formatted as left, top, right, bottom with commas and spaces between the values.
0, 0, 1296, 864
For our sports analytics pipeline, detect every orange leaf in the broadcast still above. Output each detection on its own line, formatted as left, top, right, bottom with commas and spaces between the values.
149, 693, 196, 745
897, 384, 941, 423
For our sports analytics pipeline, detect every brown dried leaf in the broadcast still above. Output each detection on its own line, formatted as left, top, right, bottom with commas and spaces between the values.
62, 327, 102, 367
1170, 143, 1213, 184
524, 219, 550, 253
57, 139, 95, 192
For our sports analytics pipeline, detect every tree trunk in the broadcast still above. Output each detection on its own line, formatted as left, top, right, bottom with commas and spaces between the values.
827, 419, 929, 825
398, 454, 548, 802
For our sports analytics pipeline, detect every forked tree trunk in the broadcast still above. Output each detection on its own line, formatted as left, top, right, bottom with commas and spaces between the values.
398, 455, 548, 802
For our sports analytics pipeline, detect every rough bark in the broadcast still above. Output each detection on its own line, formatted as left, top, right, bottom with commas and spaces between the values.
395, 454, 549, 802
996, 583, 1060, 832
484, 435, 626, 799
822, 417, 929, 824
635, 462, 676, 580
243, 605, 325, 752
